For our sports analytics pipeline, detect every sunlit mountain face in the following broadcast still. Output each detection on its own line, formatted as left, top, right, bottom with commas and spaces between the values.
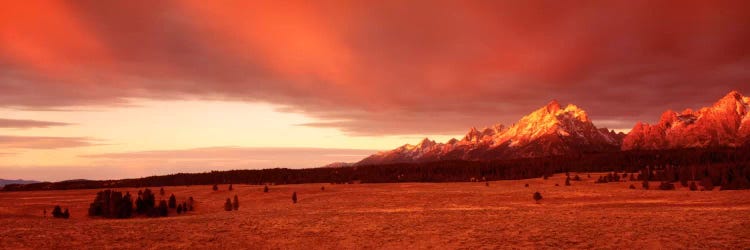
357, 91, 750, 165
2, 1, 750, 181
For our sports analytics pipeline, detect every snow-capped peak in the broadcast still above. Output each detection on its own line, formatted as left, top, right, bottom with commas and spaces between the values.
623, 90, 750, 150
356, 100, 622, 166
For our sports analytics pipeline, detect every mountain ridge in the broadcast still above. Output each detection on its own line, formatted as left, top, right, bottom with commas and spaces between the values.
357, 100, 624, 165
623, 90, 750, 150
356, 90, 748, 166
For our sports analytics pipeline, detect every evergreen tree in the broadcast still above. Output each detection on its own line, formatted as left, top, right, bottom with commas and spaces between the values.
160, 187, 165, 196
224, 198, 233, 211
168, 194, 177, 209
137, 188, 156, 214
212, 184, 219, 191
233, 195, 239, 210
63, 208, 70, 219
135, 196, 145, 214
158, 200, 168, 217
177, 204, 183, 214
263, 185, 269, 193
565, 177, 571, 186
120, 192, 133, 218
533, 192, 542, 203
229, 184, 233, 191
701, 176, 714, 191
292, 192, 297, 204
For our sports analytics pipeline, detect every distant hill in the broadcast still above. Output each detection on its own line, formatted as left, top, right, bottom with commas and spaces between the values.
0, 179, 40, 187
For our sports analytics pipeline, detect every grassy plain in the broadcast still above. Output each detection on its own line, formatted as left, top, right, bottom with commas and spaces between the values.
1, 173, 749, 249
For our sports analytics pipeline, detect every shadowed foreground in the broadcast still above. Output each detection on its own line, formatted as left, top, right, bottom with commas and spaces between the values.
1, 174, 749, 249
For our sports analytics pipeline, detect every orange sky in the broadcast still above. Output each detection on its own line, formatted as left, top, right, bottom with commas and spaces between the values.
1, 1, 749, 181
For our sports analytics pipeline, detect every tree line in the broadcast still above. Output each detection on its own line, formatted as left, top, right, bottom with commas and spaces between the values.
4, 146, 750, 191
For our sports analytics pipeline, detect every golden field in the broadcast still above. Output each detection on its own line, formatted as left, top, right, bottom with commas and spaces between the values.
1, 173, 749, 249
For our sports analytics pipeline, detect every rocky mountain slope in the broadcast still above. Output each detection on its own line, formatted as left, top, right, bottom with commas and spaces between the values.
358, 101, 624, 165
623, 91, 750, 150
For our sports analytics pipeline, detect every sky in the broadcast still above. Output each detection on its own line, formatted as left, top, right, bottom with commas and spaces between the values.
1, 1, 750, 181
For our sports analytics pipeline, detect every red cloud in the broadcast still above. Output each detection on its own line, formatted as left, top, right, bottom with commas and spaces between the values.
1, 1, 749, 134
0, 135, 98, 149
0, 118, 71, 129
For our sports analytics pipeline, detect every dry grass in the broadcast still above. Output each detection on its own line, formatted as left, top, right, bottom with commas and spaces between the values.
1, 173, 749, 249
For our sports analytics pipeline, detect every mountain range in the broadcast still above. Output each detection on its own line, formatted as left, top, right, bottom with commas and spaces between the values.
0, 179, 40, 187
356, 91, 749, 166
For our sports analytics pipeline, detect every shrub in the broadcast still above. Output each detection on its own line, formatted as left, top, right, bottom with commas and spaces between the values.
224, 198, 233, 211
524, 183, 529, 188
629, 184, 636, 189
177, 204, 183, 214
160, 187, 165, 196
229, 184, 233, 191
680, 176, 689, 187
168, 194, 177, 209
485, 181, 490, 187
52, 205, 64, 218
572, 175, 581, 181
658, 182, 675, 190
63, 208, 70, 219
565, 177, 571, 186
321, 186, 325, 191
292, 192, 297, 204
689, 181, 698, 191
642, 180, 650, 190
263, 185, 269, 193
595, 176, 608, 184
533, 192, 542, 203
187, 197, 195, 211
212, 184, 218, 191
233, 195, 239, 211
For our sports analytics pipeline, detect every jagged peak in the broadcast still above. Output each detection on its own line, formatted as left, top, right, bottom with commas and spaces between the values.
658, 110, 678, 125
416, 137, 435, 147
715, 90, 746, 107
723, 90, 743, 100
544, 100, 561, 112
563, 104, 589, 122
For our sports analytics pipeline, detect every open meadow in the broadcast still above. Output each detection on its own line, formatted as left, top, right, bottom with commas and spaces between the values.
1, 173, 749, 249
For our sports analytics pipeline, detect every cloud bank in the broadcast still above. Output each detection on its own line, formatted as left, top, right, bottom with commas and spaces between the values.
2, 1, 749, 135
